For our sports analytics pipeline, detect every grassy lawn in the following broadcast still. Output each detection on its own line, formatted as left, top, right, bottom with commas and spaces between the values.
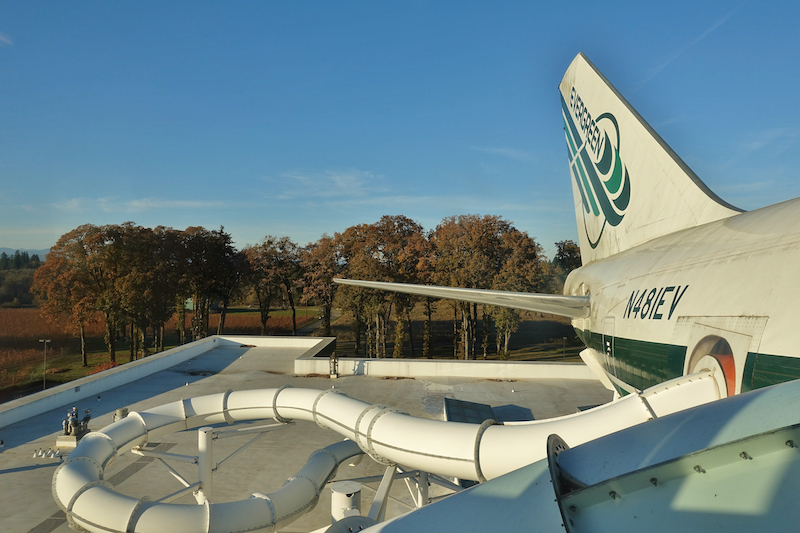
0, 306, 319, 402
329, 299, 584, 362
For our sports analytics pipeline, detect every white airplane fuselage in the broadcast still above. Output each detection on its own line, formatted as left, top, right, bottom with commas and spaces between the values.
567, 194, 800, 396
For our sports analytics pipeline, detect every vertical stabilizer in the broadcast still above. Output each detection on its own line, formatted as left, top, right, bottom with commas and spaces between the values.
560, 53, 742, 265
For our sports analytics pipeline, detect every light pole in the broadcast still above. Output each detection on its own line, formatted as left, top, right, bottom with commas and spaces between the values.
39, 339, 51, 390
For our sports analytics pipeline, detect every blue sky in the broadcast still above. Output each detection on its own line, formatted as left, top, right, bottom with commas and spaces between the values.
2, 1, 799, 257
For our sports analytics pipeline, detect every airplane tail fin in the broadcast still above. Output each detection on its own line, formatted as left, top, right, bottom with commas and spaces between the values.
560, 53, 742, 265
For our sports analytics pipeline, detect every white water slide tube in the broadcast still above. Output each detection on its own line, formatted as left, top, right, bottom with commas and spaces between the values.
53, 372, 720, 533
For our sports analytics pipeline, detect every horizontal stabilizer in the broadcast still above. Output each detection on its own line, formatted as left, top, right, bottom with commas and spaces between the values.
333, 278, 591, 319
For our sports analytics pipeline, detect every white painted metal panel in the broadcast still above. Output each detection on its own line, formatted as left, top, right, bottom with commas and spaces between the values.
68, 432, 116, 465
479, 393, 652, 479
52, 458, 102, 510
184, 392, 228, 425
370, 414, 481, 480
363, 459, 564, 532
133, 501, 211, 533
641, 372, 719, 416
207, 499, 277, 533
101, 414, 148, 449
70, 485, 143, 533
137, 400, 189, 436
275, 388, 324, 420
557, 378, 800, 488
314, 391, 371, 439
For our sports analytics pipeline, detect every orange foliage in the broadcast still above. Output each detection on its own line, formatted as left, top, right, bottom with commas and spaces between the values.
0, 308, 314, 343
163, 311, 315, 335
0, 308, 105, 341
89, 361, 120, 375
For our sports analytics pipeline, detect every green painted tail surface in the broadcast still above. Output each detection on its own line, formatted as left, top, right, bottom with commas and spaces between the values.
560, 53, 742, 265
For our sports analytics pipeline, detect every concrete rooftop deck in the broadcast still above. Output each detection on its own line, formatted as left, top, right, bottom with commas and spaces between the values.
0, 338, 612, 533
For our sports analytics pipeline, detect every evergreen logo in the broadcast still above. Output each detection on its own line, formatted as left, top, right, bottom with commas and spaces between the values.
562, 87, 631, 248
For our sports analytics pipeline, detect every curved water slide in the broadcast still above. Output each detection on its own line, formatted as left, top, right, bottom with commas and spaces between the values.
52, 373, 719, 533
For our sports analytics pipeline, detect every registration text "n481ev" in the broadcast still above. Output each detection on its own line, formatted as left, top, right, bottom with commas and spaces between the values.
624, 286, 688, 320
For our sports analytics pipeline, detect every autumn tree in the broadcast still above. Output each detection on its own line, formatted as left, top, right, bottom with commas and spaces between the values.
336, 216, 427, 358
181, 227, 211, 339
34, 222, 247, 362
151, 227, 186, 349
414, 232, 436, 359
112, 224, 184, 358
215, 249, 249, 335
32, 234, 98, 366
169, 229, 192, 345
110, 223, 157, 359
300, 235, 340, 336
491, 229, 549, 357
245, 236, 303, 335
269, 237, 302, 335
371, 216, 427, 358
336, 223, 389, 357
554, 239, 582, 271
180, 226, 238, 340
32, 224, 123, 362
552, 239, 582, 289
431, 215, 513, 359
333, 279, 371, 354
243, 245, 273, 335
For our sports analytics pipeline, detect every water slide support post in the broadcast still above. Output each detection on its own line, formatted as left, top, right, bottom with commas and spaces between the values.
418, 470, 429, 508
367, 465, 396, 522
196, 426, 214, 504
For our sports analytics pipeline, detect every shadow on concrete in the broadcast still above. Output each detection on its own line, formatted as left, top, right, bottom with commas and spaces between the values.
0, 345, 256, 447
0, 461, 60, 476
492, 404, 535, 422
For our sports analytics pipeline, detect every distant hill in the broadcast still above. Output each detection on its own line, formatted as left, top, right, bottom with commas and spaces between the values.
0, 247, 50, 259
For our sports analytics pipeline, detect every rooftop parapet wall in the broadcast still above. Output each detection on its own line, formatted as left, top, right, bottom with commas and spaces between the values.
216, 335, 336, 357
0, 336, 335, 430
295, 355, 595, 381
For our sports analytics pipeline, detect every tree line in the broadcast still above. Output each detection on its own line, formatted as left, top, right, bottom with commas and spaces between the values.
335, 215, 580, 360
0, 250, 42, 270
0, 250, 43, 307
31, 216, 581, 366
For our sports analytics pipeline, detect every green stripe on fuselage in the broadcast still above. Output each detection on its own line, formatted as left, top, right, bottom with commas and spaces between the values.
577, 329, 800, 393
741, 352, 800, 392
576, 329, 685, 391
